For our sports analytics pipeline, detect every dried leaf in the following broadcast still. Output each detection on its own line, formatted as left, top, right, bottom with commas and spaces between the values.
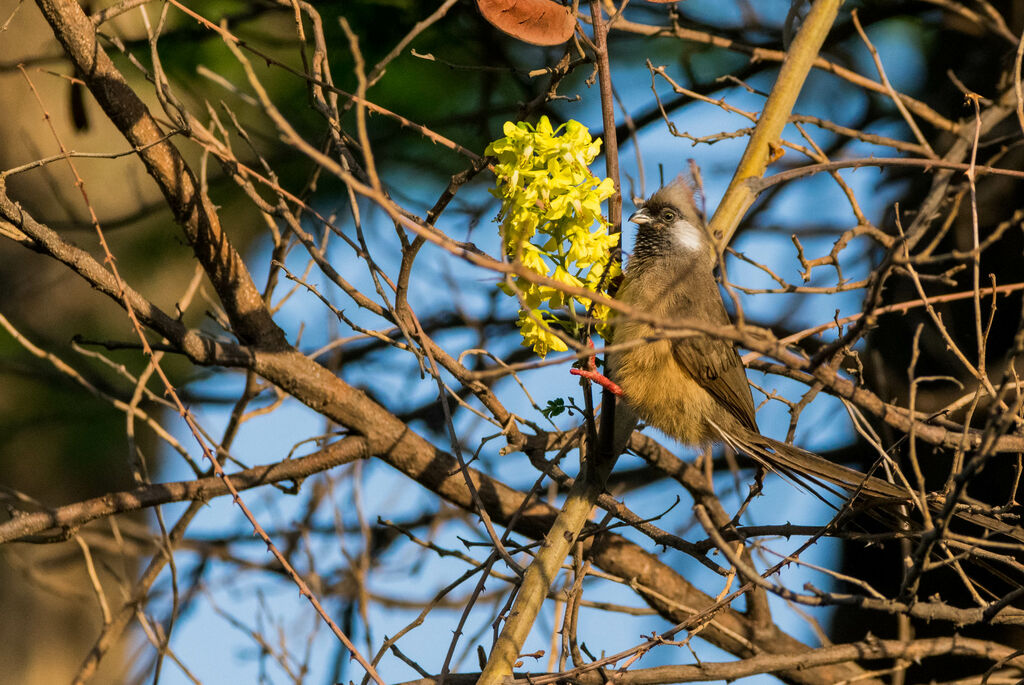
476, 0, 575, 46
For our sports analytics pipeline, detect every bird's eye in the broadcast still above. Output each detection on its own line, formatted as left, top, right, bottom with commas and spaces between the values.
660, 209, 676, 222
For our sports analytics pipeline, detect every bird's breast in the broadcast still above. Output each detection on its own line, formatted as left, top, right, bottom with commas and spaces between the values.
608, 319, 719, 446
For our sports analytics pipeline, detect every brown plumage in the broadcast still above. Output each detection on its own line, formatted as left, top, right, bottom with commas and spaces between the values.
605, 176, 1024, 542
607, 177, 900, 498
609, 181, 753, 440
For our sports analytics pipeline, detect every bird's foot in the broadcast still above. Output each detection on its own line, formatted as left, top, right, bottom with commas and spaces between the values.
569, 367, 623, 396
570, 341, 623, 395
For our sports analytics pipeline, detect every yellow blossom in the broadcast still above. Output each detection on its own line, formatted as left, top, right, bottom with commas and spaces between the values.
485, 117, 619, 357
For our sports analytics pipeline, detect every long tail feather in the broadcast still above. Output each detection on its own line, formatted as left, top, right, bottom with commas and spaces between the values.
709, 424, 1024, 544
710, 421, 848, 507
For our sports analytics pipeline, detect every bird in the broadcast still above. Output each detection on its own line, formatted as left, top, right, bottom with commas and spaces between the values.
605, 175, 904, 501
602, 174, 1024, 542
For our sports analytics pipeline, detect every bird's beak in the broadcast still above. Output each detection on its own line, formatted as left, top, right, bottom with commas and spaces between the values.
629, 207, 651, 225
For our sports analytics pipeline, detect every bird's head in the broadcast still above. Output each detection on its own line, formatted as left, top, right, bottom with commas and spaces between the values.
628, 175, 710, 266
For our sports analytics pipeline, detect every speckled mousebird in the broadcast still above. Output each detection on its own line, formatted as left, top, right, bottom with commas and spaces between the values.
606, 175, 905, 499
601, 175, 1024, 545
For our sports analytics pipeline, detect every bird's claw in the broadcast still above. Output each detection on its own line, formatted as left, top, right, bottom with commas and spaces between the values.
570, 338, 623, 395
570, 367, 624, 396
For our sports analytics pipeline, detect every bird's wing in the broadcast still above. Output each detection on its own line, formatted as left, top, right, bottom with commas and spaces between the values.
671, 334, 758, 433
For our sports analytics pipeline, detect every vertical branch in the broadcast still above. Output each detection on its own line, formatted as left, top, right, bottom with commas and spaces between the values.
475, 456, 616, 685
590, 0, 624, 462
476, 4, 623, 683
707, 0, 842, 248
1015, 28, 1024, 136
590, 0, 621, 229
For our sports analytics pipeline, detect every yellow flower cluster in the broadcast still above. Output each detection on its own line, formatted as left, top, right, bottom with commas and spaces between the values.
485, 117, 620, 357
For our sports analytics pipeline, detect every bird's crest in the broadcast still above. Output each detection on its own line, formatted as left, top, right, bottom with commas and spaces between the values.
645, 164, 706, 226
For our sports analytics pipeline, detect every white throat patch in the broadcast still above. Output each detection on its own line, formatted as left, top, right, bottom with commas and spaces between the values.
670, 219, 704, 252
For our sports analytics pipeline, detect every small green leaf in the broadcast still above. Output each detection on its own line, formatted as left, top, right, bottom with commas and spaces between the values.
541, 397, 567, 419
